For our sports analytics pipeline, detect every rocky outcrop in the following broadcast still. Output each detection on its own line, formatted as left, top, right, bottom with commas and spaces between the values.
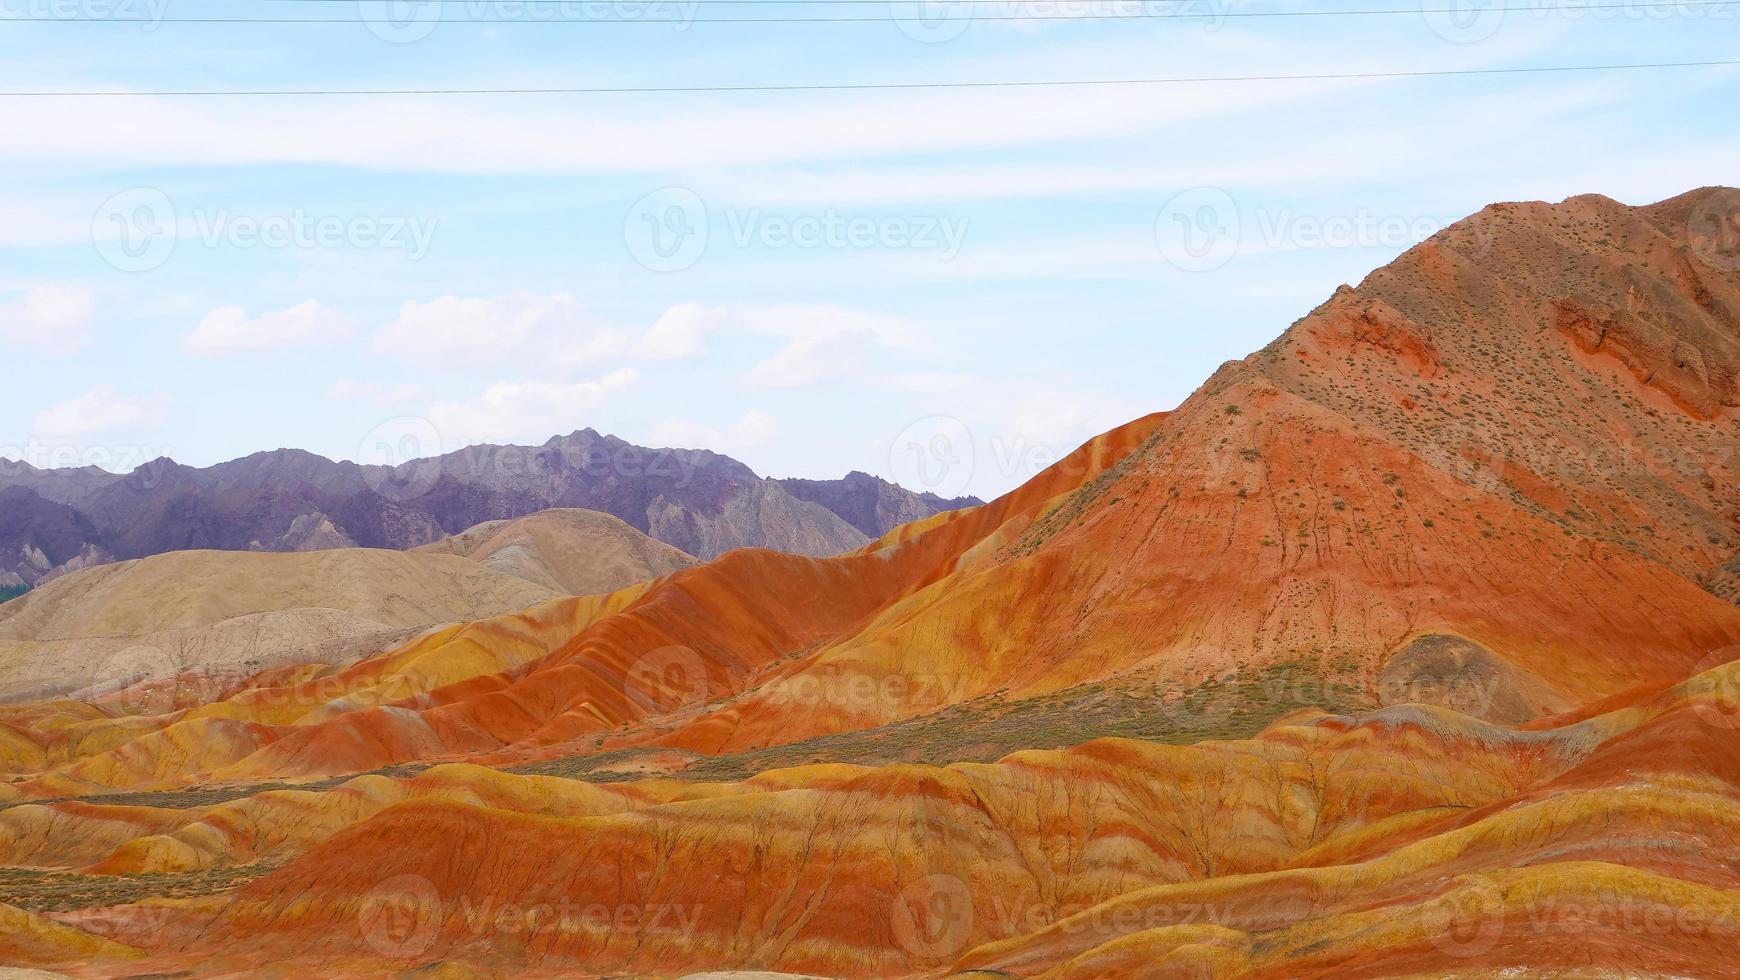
0, 486, 110, 588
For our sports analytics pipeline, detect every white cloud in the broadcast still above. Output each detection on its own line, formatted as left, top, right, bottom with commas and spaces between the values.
631, 302, 925, 388
374, 292, 626, 373
648, 409, 779, 455
635, 301, 718, 360
745, 333, 880, 389
32, 385, 168, 439
0, 27, 1581, 177
327, 379, 427, 405
0, 285, 94, 354
184, 300, 354, 357
735, 305, 923, 347
739, 305, 926, 388
0, 75, 1303, 178
424, 368, 639, 446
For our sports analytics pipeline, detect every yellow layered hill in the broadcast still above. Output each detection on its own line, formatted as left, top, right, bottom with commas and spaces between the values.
413, 508, 697, 595
0, 656, 1733, 978
0, 549, 562, 704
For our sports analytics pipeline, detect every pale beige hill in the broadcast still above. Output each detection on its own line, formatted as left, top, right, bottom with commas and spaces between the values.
0, 549, 560, 703
413, 508, 697, 595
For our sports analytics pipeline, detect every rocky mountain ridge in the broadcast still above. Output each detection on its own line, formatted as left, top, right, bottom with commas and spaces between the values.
0, 430, 980, 586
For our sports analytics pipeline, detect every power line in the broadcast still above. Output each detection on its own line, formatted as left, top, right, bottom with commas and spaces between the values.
226, 0, 1740, 4
4, 0, 1736, 21
0, 59, 1732, 96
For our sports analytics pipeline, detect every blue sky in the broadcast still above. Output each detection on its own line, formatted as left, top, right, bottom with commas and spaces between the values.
1, 0, 1736, 499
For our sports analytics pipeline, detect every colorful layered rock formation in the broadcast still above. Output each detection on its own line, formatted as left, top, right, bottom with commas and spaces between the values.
1, 187, 1737, 978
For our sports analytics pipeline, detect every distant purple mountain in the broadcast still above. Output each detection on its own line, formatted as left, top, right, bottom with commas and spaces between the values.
775, 471, 982, 540
0, 430, 981, 587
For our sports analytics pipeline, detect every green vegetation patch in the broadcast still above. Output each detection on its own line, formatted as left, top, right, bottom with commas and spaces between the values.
7, 664, 1374, 811
0, 864, 273, 912
0, 765, 430, 813
515, 659, 1373, 783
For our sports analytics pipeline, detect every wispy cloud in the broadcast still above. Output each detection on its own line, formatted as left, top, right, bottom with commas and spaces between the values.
33, 384, 168, 440
373, 292, 627, 374
648, 408, 779, 455
0, 285, 93, 355
423, 368, 641, 447
184, 300, 355, 357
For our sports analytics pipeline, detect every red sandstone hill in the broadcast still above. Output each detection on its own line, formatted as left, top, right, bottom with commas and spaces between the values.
0, 187, 1738, 978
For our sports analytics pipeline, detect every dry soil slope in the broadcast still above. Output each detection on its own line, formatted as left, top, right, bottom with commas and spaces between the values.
0, 549, 561, 704
413, 508, 698, 595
